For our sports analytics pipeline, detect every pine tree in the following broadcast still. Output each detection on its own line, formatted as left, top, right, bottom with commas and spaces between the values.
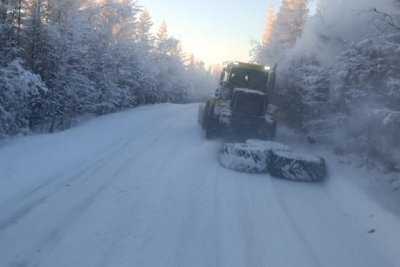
157, 20, 168, 40
156, 20, 168, 53
0, 0, 214, 137
271, 0, 309, 49
255, 0, 310, 64
137, 8, 153, 45
262, 4, 275, 45
0, 0, 6, 22
292, 0, 309, 39
0, 59, 48, 136
24, 0, 49, 72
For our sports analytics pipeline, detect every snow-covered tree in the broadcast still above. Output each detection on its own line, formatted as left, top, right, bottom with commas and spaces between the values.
0, 59, 48, 136
0, 0, 214, 138
254, 0, 309, 64
263, 0, 400, 170
156, 21, 168, 42
137, 8, 153, 48
262, 4, 275, 45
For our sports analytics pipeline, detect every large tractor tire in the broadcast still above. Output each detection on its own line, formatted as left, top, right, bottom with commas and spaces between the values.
269, 150, 326, 182
201, 101, 210, 130
203, 101, 219, 139
218, 143, 269, 173
201, 101, 211, 130
205, 117, 219, 139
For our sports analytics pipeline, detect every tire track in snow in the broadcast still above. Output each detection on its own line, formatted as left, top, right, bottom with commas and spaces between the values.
267, 179, 322, 267
3, 132, 172, 267
96, 113, 195, 267
172, 148, 221, 267
2, 104, 399, 267
97, 109, 221, 267
0, 107, 185, 267
117, 113, 216, 267
0, 108, 181, 233
31, 119, 182, 267
237, 179, 271, 267
35, 108, 197, 267
213, 163, 222, 267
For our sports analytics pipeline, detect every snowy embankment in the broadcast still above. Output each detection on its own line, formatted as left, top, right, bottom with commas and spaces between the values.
0, 103, 399, 267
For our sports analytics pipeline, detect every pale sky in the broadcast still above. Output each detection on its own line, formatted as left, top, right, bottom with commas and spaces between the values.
138, 0, 316, 66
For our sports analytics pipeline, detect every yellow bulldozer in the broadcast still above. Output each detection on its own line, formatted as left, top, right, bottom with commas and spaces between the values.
198, 61, 278, 140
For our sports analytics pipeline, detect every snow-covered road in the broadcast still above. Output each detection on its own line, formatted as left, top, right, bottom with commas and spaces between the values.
0, 104, 399, 267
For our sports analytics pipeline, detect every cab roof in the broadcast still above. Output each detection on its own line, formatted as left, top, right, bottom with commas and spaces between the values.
224, 61, 271, 72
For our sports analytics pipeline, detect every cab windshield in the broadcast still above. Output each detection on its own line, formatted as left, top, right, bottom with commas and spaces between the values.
229, 68, 269, 92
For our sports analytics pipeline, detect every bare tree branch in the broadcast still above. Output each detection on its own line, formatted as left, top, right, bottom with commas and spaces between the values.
369, 8, 400, 31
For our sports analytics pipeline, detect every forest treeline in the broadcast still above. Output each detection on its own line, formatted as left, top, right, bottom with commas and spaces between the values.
254, 0, 400, 171
0, 0, 215, 137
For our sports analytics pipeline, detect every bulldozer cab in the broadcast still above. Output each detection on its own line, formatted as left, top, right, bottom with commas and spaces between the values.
200, 61, 278, 140
219, 62, 276, 95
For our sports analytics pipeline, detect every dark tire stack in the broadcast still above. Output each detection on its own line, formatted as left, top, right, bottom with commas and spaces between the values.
269, 151, 326, 182
218, 143, 269, 173
218, 140, 327, 182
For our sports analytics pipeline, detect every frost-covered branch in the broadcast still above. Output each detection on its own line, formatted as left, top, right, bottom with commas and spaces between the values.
368, 8, 400, 31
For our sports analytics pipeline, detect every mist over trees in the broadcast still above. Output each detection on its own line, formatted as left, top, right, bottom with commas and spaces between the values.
0, 0, 214, 138
254, 0, 400, 171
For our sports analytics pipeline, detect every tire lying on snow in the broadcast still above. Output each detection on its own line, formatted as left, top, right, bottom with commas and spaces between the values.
269, 150, 326, 182
218, 143, 269, 173
219, 141, 293, 173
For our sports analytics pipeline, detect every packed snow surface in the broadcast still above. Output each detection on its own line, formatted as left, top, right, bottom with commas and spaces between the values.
246, 139, 292, 152
0, 104, 400, 267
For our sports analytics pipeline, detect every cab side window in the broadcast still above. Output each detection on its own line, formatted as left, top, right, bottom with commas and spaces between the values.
219, 69, 230, 85
223, 70, 230, 82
